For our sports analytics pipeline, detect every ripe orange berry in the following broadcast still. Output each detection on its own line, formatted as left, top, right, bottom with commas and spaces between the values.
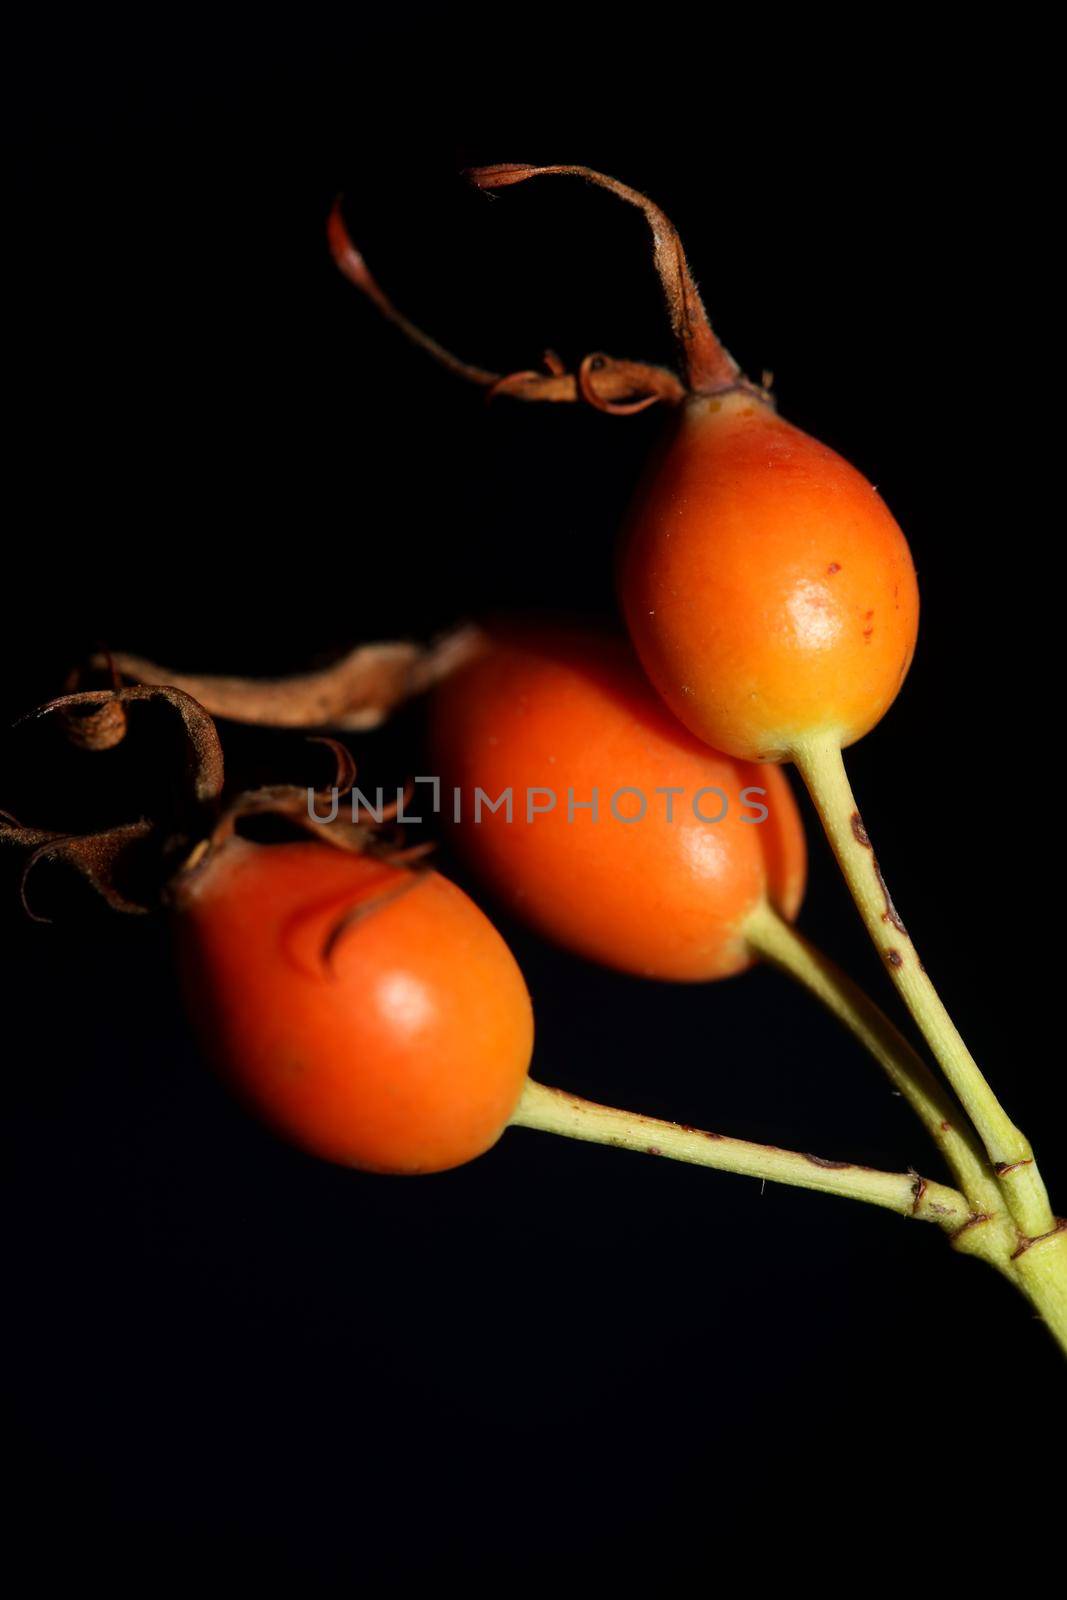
429, 625, 806, 981
329, 171, 1054, 1254
172, 839, 534, 1173
446, 165, 920, 766
619, 390, 920, 762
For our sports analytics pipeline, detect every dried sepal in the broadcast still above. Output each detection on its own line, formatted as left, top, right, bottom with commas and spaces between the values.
3, 684, 225, 916
328, 198, 685, 414
3, 658, 435, 920
58, 695, 129, 751
170, 741, 436, 937
179, 733, 375, 871
576, 354, 685, 414
90, 626, 484, 733
55, 652, 128, 749
0, 808, 52, 846
328, 199, 500, 387
17, 821, 157, 919
489, 353, 684, 411
307, 736, 358, 795
203, 785, 367, 855
18, 685, 224, 803
467, 163, 740, 395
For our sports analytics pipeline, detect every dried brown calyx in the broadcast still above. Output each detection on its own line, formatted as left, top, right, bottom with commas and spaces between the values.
88, 625, 483, 732
1, 684, 225, 916
3, 627, 464, 916
157, 732, 437, 977
178, 738, 430, 877
329, 164, 770, 410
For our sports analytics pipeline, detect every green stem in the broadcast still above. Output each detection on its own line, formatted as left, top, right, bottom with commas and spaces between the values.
744, 901, 1007, 1233
511, 1080, 970, 1229
792, 732, 1056, 1243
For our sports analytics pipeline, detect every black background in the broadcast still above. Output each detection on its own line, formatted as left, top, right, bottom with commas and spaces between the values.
5, 6, 1064, 1584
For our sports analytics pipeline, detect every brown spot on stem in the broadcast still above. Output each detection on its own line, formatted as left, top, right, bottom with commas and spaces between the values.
804, 1154, 851, 1170
646, 1145, 662, 1157
874, 860, 908, 936
886, 948, 904, 969
994, 1159, 1033, 1177
910, 1176, 928, 1214
850, 811, 909, 936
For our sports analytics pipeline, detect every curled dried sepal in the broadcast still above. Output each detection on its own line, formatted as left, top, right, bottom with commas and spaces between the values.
17, 686, 224, 803
193, 733, 361, 859
2, 808, 160, 917
56, 651, 127, 749
328, 198, 684, 413
3, 684, 224, 916
468, 163, 740, 395
0, 808, 51, 845
58, 695, 128, 751
307, 736, 358, 795
576, 354, 685, 414
172, 745, 437, 945
489, 354, 685, 412
202, 786, 369, 857
92, 627, 483, 733
17, 822, 157, 919
328, 198, 500, 387
176, 735, 427, 884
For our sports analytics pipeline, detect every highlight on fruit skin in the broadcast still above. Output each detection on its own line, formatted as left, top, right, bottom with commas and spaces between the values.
172, 838, 535, 1174
428, 622, 806, 981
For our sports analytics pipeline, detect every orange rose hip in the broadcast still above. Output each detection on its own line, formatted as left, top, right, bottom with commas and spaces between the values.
173, 839, 534, 1173
429, 624, 806, 981
620, 390, 920, 762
